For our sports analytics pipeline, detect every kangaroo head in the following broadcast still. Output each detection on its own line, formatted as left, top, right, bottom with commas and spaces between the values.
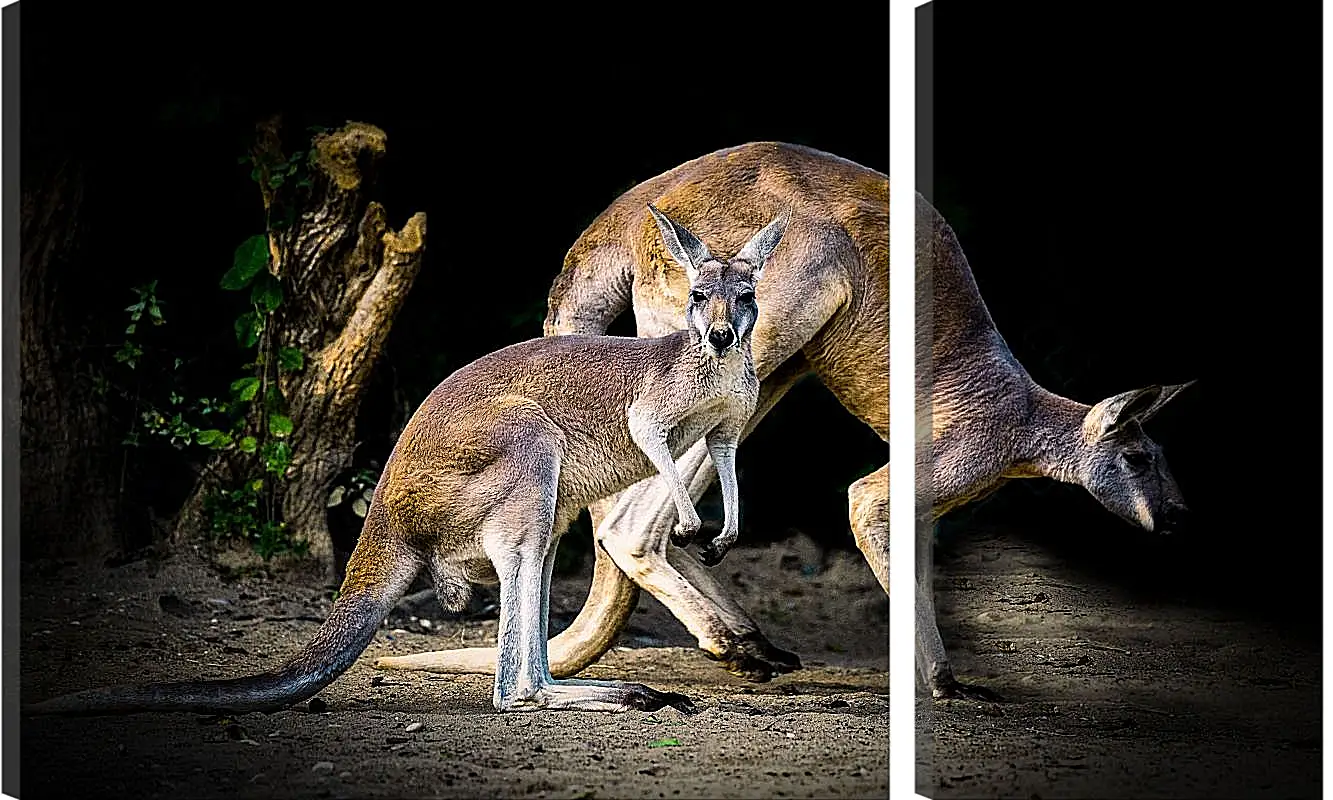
1076, 381, 1195, 534
647, 204, 787, 358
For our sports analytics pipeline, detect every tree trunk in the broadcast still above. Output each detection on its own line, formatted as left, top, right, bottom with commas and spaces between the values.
20, 159, 121, 562
172, 120, 427, 583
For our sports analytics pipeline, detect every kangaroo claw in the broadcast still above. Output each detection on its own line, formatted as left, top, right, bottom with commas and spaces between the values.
624, 684, 698, 715
670, 526, 697, 548
671, 519, 702, 548
696, 541, 727, 567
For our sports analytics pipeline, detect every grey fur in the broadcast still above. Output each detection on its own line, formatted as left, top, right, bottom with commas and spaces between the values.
915, 192, 1194, 700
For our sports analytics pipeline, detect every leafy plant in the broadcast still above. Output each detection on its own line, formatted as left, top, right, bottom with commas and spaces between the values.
108, 140, 322, 561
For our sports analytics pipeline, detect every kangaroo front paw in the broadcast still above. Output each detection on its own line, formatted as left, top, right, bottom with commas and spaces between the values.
671, 510, 703, 548
696, 538, 734, 567
623, 684, 698, 715
670, 522, 699, 548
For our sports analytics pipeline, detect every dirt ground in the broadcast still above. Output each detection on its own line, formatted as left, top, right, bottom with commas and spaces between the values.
919, 524, 1322, 799
18, 532, 888, 800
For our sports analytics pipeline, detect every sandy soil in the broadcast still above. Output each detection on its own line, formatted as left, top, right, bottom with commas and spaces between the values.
918, 524, 1322, 799
18, 533, 888, 800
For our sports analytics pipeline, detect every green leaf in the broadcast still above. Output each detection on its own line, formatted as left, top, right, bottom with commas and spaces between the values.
647, 738, 681, 748
195, 429, 223, 446
230, 376, 261, 402
221, 235, 270, 290
250, 272, 283, 314
125, 323, 137, 335
262, 441, 292, 475
268, 172, 285, 189
277, 347, 304, 372
238, 436, 258, 454
234, 311, 263, 348
351, 498, 368, 518
268, 414, 293, 438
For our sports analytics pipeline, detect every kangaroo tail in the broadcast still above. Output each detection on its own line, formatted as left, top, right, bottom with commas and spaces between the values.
24, 506, 420, 717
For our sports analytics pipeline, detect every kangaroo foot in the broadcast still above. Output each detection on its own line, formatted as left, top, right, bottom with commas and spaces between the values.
931, 678, 1004, 703
738, 631, 803, 674
621, 683, 698, 714
702, 635, 800, 683
498, 680, 698, 714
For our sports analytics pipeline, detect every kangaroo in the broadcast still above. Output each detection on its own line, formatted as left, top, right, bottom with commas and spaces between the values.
374, 144, 1194, 704
374, 142, 890, 683
913, 190, 1193, 699
24, 205, 787, 717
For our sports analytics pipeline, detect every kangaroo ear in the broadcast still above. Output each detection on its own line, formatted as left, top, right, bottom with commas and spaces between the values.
1137, 380, 1196, 424
1083, 386, 1163, 441
734, 211, 790, 282
648, 203, 711, 282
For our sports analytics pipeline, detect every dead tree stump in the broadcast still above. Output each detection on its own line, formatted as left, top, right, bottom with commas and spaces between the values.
173, 120, 426, 583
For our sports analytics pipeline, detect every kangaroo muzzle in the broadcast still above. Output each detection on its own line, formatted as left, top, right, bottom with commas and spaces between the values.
1154, 502, 1191, 536
706, 327, 736, 355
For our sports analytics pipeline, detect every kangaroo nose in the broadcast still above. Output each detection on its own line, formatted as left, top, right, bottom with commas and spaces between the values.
708, 328, 735, 351
1158, 504, 1191, 535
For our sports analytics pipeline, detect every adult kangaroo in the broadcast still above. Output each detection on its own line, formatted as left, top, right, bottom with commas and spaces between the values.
25, 207, 787, 716
376, 141, 891, 683
914, 191, 1193, 698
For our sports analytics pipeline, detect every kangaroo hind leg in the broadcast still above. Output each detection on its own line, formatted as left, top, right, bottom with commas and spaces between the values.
848, 462, 889, 594
482, 434, 695, 714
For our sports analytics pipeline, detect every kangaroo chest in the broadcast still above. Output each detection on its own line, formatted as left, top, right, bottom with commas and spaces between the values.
664, 370, 757, 457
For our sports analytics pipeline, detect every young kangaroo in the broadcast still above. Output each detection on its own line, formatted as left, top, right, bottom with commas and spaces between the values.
24, 205, 786, 717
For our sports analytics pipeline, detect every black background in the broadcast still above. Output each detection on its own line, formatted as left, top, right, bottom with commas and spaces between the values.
20, 2, 1323, 629
19, 6, 890, 564
923, 2, 1322, 636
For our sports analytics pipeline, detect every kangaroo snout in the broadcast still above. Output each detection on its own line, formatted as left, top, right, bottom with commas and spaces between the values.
707, 327, 736, 353
1155, 503, 1191, 535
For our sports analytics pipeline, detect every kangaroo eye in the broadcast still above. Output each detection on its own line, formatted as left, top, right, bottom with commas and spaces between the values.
1123, 451, 1152, 468
737, 292, 756, 305
690, 291, 707, 304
